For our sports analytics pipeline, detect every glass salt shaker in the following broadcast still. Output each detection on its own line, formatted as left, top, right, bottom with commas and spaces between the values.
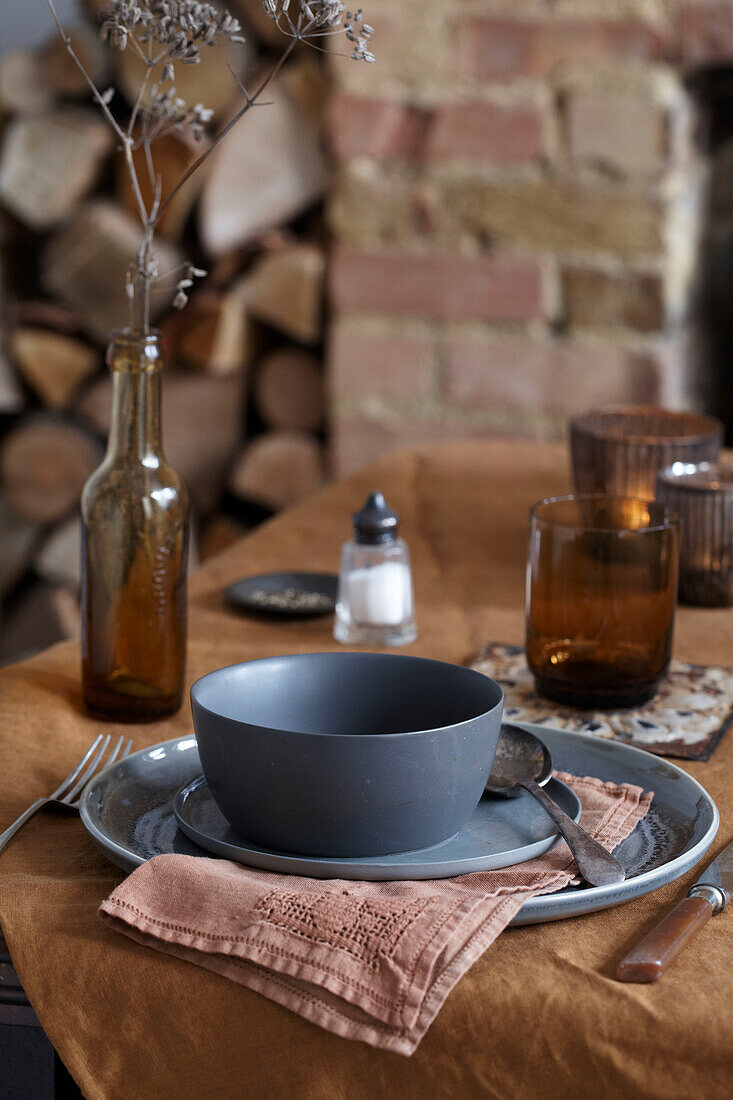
334, 492, 417, 646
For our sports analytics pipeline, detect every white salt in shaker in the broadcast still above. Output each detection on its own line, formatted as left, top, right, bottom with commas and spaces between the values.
334, 492, 417, 646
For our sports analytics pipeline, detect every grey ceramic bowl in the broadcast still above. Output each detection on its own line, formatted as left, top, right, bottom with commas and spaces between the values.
190, 652, 504, 857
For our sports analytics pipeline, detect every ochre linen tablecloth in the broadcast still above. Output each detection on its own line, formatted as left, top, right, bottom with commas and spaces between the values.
1, 439, 732, 1099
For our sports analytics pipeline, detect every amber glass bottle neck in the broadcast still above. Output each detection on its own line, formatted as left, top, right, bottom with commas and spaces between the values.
106, 330, 164, 461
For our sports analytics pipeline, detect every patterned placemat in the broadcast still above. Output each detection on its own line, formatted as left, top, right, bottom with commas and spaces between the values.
471, 643, 733, 761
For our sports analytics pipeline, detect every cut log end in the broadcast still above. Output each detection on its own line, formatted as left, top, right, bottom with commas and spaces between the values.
199, 87, 326, 256
41, 202, 183, 344
0, 418, 102, 524
240, 244, 325, 344
228, 430, 324, 512
10, 327, 100, 409
0, 110, 113, 232
169, 291, 250, 377
255, 348, 323, 432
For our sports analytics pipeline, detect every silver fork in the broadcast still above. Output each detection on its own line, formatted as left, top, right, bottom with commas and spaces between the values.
0, 734, 133, 856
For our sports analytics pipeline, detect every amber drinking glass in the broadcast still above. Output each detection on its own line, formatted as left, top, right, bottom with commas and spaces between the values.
526, 495, 679, 709
81, 330, 189, 721
570, 406, 722, 500
656, 462, 733, 607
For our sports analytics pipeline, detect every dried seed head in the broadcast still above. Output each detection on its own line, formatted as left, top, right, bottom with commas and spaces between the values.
100, 2, 246, 64
261, 0, 375, 62
172, 261, 207, 309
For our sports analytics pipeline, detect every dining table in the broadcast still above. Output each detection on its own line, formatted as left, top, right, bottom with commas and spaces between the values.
1, 437, 732, 1100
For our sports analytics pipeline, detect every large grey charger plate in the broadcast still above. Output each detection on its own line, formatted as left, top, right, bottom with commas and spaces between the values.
79, 724, 719, 926
173, 774, 581, 877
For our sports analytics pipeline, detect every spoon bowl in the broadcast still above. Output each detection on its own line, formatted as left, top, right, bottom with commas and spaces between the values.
485, 723, 553, 796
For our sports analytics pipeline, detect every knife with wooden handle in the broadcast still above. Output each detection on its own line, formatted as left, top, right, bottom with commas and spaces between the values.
616, 837, 732, 983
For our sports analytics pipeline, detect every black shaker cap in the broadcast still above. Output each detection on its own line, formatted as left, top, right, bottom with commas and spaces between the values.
352, 492, 399, 545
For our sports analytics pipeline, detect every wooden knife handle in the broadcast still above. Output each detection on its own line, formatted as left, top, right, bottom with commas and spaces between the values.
616, 896, 714, 983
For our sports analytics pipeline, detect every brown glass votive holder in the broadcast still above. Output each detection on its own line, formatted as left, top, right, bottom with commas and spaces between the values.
656, 462, 733, 607
570, 406, 722, 501
526, 495, 680, 709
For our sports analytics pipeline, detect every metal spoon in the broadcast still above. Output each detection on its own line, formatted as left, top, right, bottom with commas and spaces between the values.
485, 724, 626, 888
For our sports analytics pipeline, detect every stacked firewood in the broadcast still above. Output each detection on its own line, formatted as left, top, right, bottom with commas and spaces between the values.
0, 1, 329, 662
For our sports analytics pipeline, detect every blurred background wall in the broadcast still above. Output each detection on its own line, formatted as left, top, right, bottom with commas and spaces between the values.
326, 1, 733, 470
0, 0, 731, 663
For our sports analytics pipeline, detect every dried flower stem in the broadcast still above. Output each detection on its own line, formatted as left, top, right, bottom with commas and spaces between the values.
143, 140, 159, 204
47, 0, 125, 143
46, 0, 374, 335
128, 63, 153, 139
48, 0, 152, 329
154, 37, 296, 226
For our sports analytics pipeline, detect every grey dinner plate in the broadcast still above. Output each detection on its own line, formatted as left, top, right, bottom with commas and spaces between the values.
79, 724, 719, 925
173, 773, 580, 878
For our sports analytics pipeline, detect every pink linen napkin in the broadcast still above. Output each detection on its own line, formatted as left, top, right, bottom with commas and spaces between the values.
99, 772, 652, 1056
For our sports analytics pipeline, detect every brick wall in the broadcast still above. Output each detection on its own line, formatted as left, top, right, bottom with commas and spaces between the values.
325, 0, 733, 474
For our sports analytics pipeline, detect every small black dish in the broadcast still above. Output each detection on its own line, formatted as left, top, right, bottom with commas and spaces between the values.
225, 572, 338, 619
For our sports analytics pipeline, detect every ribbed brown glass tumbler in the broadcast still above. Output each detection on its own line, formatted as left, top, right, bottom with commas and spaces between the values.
570, 406, 722, 500
526, 496, 679, 709
656, 463, 733, 607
